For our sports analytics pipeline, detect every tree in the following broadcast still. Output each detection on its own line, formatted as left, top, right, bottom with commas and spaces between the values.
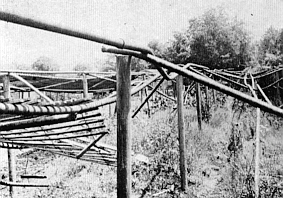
31, 56, 58, 71
152, 8, 251, 69
73, 64, 91, 72
258, 27, 283, 66
101, 54, 149, 72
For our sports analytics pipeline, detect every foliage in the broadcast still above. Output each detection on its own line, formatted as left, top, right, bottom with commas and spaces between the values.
149, 8, 251, 69
31, 56, 58, 71
101, 54, 149, 72
73, 64, 91, 72
258, 27, 283, 66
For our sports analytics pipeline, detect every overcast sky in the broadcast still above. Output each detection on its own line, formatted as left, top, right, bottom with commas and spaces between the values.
0, 0, 283, 70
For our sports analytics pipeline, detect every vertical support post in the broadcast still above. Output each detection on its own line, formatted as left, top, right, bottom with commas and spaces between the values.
205, 86, 209, 121
117, 55, 132, 198
177, 75, 188, 191
3, 75, 16, 198
144, 86, 151, 117
276, 72, 282, 105
213, 89, 216, 103
196, 82, 202, 131
255, 107, 260, 198
140, 89, 143, 102
82, 73, 89, 98
109, 104, 112, 117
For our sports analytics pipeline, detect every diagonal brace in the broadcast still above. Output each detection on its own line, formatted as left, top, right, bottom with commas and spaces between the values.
76, 133, 107, 159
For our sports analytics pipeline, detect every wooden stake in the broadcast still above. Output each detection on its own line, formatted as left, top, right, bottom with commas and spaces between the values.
196, 82, 202, 131
117, 55, 132, 198
3, 75, 16, 198
177, 75, 188, 191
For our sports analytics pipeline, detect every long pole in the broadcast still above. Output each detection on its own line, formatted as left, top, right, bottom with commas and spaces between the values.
117, 55, 132, 198
3, 75, 16, 198
102, 47, 283, 118
177, 75, 188, 191
0, 11, 151, 54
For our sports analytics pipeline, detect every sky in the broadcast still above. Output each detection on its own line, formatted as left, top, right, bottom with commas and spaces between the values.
0, 0, 283, 71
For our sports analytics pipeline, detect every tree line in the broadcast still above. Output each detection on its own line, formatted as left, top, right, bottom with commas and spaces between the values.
24, 8, 283, 72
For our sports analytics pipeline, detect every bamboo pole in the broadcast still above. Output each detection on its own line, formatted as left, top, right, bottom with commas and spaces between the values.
6, 124, 106, 141
196, 82, 202, 131
176, 75, 188, 191
117, 55, 132, 198
1, 117, 104, 136
3, 75, 16, 198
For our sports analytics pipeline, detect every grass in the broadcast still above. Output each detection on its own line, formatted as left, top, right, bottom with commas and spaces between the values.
0, 95, 283, 197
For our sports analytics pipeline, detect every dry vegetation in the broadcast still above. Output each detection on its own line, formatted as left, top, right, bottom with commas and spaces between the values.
0, 93, 283, 198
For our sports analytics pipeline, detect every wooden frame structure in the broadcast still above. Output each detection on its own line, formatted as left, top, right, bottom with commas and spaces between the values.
0, 10, 283, 198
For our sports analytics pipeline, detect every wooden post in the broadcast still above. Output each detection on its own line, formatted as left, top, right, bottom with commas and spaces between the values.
109, 104, 112, 117
117, 55, 132, 198
205, 86, 209, 121
82, 73, 89, 98
276, 72, 282, 105
3, 75, 16, 198
213, 89, 216, 103
144, 86, 151, 117
254, 84, 261, 198
196, 82, 202, 131
255, 107, 260, 198
177, 75, 188, 191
